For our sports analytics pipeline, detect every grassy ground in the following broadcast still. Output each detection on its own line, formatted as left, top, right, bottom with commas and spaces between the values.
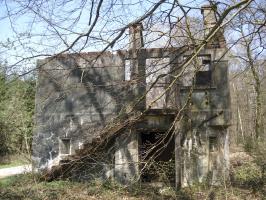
0, 173, 265, 200
0, 154, 30, 169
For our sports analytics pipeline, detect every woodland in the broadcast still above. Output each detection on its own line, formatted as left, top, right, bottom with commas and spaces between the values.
0, 0, 265, 199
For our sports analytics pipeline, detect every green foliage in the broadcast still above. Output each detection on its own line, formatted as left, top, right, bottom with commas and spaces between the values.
253, 141, 266, 169
233, 163, 262, 189
0, 71, 35, 160
243, 136, 255, 153
0, 174, 24, 188
0, 154, 30, 169
231, 135, 266, 196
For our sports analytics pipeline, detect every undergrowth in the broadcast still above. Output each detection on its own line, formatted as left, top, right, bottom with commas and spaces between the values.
0, 173, 265, 200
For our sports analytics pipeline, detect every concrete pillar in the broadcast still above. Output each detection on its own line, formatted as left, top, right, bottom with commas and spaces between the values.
129, 23, 144, 81
201, 4, 226, 48
170, 52, 183, 188
129, 23, 144, 50
201, 5, 217, 32
167, 52, 181, 109
129, 23, 146, 110
114, 129, 139, 184
209, 128, 230, 185
175, 124, 182, 189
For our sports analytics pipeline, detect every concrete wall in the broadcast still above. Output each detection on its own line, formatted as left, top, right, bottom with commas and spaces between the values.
114, 129, 139, 184
32, 52, 128, 169
33, 46, 231, 187
33, 4, 231, 187
179, 51, 231, 186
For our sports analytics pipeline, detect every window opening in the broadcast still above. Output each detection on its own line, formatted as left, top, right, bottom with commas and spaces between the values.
125, 60, 131, 80
196, 55, 212, 86
195, 71, 212, 85
60, 138, 71, 155
209, 136, 217, 152
145, 58, 170, 108
181, 55, 211, 86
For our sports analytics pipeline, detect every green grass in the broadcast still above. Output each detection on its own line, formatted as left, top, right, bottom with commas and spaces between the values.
0, 154, 30, 169
0, 175, 20, 187
0, 161, 26, 169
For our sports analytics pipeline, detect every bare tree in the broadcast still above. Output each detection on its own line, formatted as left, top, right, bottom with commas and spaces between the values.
228, 0, 266, 141
1, 0, 263, 191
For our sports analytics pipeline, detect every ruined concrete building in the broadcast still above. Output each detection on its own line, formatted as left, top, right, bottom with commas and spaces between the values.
33, 5, 231, 187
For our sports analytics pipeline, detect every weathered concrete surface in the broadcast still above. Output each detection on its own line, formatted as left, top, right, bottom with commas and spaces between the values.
179, 52, 231, 186
0, 165, 32, 179
115, 129, 139, 184
33, 5, 231, 187
32, 52, 129, 170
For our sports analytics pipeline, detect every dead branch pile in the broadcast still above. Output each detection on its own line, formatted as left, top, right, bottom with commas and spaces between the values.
42, 111, 143, 181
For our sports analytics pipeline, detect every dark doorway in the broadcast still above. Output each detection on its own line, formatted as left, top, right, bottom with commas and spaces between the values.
139, 131, 175, 184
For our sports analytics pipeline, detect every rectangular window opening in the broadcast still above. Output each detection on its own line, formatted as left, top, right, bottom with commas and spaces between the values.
60, 138, 71, 155
209, 136, 218, 152
195, 71, 212, 85
145, 58, 170, 84
181, 55, 211, 86
196, 55, 212, 85
125, 60, 131, 81
145, 58, 170, 109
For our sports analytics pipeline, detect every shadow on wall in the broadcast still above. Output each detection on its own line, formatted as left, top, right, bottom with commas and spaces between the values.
33, 52, 134, 169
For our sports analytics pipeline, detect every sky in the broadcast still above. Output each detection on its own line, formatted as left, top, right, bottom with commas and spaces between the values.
0, 0, 254, 75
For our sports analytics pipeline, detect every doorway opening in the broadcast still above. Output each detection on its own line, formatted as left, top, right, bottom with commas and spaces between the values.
139, 131, 175, 184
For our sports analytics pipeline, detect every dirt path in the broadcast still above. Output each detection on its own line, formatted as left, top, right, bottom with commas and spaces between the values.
0, 165, 32, 179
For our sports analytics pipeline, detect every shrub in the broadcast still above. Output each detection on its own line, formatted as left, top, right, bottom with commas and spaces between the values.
232, 162, 262, 189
